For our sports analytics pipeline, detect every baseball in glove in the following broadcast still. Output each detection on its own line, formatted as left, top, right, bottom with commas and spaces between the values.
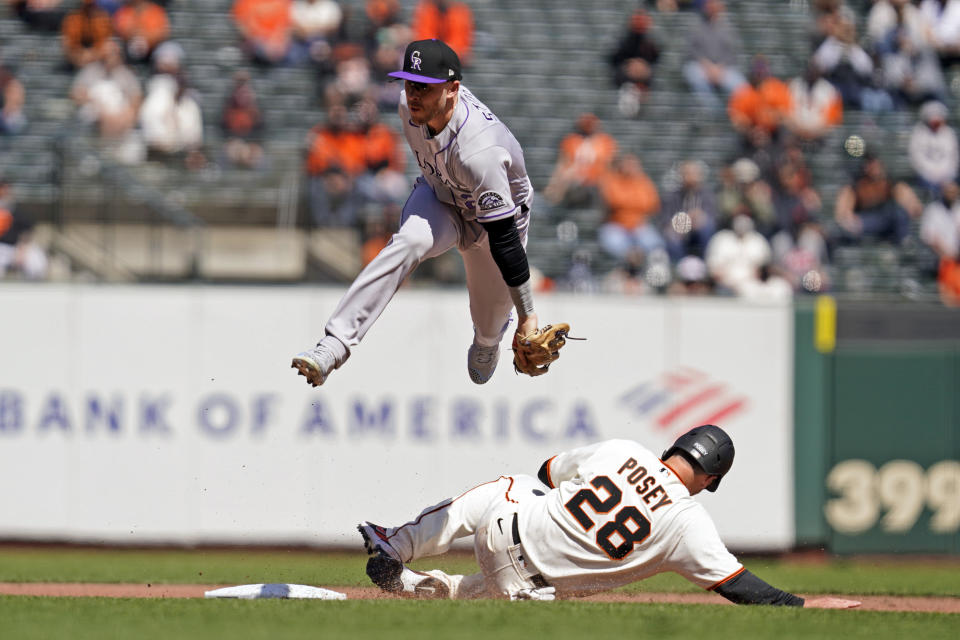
512, 323, 577, 376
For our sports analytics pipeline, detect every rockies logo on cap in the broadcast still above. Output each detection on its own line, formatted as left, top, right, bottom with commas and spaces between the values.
388, 39, 462, 84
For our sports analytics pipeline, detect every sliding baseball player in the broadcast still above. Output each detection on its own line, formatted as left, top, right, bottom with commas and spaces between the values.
358, 425, 860, 607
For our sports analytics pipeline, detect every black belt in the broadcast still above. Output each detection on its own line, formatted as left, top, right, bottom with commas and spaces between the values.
510, 513, 550, 589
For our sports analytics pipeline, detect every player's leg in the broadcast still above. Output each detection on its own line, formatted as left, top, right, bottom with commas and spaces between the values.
472, 503, 554, 600
363, 476, 512, 563
460, 210, 531, 384
292, 179, 459, 386
359, 475, 547, 599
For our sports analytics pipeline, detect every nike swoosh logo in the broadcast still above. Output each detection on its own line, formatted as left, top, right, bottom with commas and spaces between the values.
497, 517, 504, 534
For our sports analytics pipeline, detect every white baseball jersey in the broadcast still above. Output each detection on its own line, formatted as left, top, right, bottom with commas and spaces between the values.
398, 85, 532, 224
518, 439, 743, 596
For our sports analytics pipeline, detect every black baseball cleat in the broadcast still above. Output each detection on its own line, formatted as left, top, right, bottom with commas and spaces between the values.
357, 522, 450, 599
364, 551, 405, 593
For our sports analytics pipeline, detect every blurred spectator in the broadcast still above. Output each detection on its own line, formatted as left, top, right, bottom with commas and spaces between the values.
809, 0, 850, 49
113, 0, 170, 65
727, 56, 792, 148
908, 100, 958, 198
0, 60, 27, 136
411, 0, 473, 64
811, 12, 895, 112
738, 263, 795, 301
785, 62, 843, 144
872, 0, 947, 107
233, 0, 295, 66
597, 153, 664, 260
561, 247, 601, 294
544, 113, 617, 208
601, 247, 648, 296
367, 25, 410, 111
361, 203, 400, 266
770, 144, 829, 292
656, 0, 702, 11
772, 145, 823, 237
61, 0, 113, 71
95, 0, 124, 14
919, 0, 960, 67
834, 154, 921, 245
290, 0, 343, 66
717, 158, 777, 236
354, 98, 407, 207
660, 160, 719, 261
921, 180, 960, 256
682, 0, 746, 109
305, 104, 367, 226
607, 8, 661, 117
667, 255, 714, 295
363, 0, 404, 52
0, 178, 47, 280
323, 44, 372, 109
140, 44, 204, 169
867, 0, 901, 42
705, 213, 785, 297
771, 221, 830, 294
11, 0, 64, 32
221, 70, 266, 170
71, 39, 142, 139
919, 180, 960, 304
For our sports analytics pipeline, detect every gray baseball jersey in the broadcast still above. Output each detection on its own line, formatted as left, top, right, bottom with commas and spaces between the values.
398, 85, 533, 224
518, 439, 743, 596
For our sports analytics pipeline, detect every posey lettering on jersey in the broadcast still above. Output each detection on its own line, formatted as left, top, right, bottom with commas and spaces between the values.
617, 457, 673, 512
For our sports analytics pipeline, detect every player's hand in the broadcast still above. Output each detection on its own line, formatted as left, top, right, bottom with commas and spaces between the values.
803, 596, 861, 609
509, 586, 556, 601
516, 313, 538, 339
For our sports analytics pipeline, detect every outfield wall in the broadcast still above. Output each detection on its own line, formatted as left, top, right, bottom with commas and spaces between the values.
0, 284, 794, 549
794, 302, 960, 554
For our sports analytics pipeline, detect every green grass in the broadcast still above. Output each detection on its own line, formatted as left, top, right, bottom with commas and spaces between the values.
1, 597, 957, 640
0, 548, 956, 640
1, 548, 957, 597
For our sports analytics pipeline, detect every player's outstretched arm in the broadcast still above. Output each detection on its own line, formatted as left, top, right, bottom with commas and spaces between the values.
712, 569, 805, 607
713, 570, 860, 608
803, 596, 862, 609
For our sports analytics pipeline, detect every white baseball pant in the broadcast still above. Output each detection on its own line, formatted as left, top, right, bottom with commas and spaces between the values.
378, 474, 549, 600
324, 178, 530, 350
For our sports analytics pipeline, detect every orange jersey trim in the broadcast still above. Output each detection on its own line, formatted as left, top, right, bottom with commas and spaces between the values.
708, 566, 746, 591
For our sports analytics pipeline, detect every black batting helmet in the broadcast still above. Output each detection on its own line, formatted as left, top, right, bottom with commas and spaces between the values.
662, 425, 735, 492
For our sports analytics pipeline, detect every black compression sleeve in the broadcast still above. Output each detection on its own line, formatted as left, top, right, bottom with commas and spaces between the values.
537, 459, 553, 488
713, 569, 805, 607
479, 216, 530, 287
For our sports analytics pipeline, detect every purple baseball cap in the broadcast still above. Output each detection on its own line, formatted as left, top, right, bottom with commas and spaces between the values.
388, 39, 462, 84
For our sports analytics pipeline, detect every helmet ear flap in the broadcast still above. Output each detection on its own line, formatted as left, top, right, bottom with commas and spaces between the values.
705, 475, 722, 492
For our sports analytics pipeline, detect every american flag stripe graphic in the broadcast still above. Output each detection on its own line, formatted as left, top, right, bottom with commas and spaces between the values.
619, 367, 748, 436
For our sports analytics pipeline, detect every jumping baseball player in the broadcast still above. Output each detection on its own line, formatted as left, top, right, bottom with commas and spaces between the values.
292, 38, 570, 387
357, 425, 861, 608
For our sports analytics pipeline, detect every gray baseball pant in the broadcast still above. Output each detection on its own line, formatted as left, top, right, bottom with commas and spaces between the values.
324, 177, 530, 350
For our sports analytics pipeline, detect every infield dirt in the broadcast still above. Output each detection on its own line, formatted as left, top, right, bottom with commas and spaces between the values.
0, 583, 956, 613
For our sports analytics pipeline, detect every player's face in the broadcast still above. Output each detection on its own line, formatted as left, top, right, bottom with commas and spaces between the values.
405, 80, 455, 126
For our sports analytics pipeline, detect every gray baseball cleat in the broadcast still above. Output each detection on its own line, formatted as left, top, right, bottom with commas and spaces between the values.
291, 336, 349, 387
357, 522, 449, 599
467, 342, 500, 385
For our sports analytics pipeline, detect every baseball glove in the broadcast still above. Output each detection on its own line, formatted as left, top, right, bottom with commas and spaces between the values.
512, 323, 572, 377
